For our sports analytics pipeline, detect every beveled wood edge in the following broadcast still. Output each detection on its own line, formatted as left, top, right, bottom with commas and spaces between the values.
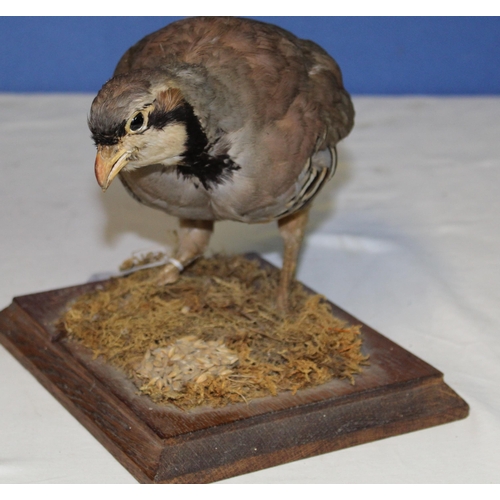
0, 264, 470, 484
153, 376, 469, 483
9, 258, 447, 440
0, 301, 162, 482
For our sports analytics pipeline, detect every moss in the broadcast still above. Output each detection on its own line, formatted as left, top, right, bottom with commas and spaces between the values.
60, 254, 368, 410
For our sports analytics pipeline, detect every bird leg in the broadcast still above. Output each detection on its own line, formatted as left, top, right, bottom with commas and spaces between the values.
156, 219, 214, 285
276, 209, 310, 312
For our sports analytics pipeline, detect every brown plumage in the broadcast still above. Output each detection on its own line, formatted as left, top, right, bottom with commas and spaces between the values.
89, 17, 354, 310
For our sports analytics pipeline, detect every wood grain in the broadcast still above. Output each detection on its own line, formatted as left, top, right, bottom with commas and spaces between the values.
0, 256, 469, 483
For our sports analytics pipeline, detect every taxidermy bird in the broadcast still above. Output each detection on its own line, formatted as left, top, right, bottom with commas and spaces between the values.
89, 17, 354, 311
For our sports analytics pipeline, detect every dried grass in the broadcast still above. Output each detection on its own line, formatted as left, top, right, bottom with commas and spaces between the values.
59, 254, 368, 410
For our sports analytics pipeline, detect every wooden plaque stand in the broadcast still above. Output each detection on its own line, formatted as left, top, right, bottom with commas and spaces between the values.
0, 257, 469, 483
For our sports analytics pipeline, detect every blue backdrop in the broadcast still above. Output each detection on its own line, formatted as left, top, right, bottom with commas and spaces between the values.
1, 16, 499, 95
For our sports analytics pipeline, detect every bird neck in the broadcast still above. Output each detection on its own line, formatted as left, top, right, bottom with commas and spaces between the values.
176, 103, 241, 190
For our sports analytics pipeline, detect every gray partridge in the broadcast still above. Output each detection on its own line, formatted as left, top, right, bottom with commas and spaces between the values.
89, 17, 354, 310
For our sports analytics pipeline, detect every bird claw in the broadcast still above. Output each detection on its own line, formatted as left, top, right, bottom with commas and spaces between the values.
156, 263, 181, 286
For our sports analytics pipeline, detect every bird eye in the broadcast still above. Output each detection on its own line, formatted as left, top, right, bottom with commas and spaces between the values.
130, 112, 145, 131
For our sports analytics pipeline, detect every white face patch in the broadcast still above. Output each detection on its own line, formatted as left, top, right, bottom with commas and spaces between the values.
123, 123, 188, 170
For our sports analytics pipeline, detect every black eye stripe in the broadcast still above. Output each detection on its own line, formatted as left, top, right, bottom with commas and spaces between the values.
148, 105, 190, 130
91, 119, 126, 146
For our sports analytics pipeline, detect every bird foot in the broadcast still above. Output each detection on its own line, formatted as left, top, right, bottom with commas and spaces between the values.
156, 263, 181, 286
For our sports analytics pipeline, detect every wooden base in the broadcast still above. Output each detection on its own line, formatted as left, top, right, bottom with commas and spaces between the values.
0, 257, 469, 483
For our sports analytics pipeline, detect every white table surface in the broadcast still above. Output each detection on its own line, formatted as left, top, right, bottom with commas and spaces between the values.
1, 94, 499, 483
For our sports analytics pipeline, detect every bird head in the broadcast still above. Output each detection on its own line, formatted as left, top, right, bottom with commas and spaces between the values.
88, 72, 190, 191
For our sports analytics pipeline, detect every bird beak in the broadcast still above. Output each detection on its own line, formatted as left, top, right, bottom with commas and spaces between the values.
95, 145, 130, 191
